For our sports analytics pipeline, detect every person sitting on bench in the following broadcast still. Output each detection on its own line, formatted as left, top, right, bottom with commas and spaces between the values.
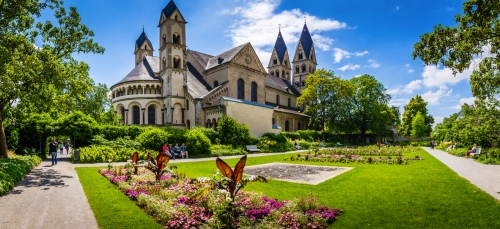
466, 143, 477, 159
446, 144, 455, 152
171, 143, 181, 158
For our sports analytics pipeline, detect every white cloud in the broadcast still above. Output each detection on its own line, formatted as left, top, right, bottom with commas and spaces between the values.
389, 98, 410, 106
433, 116, 444, 125
405, 64, 410, 68
408, 69, 414, 73
333, 48, 368, 63
387, 80, 422, 95
421, 65, 472, 88
312, 34, 333, 51
447, 7, 455, 11
396, 6, 400, 10
338, 64, 360, 71
421, 85, 453, 105
449, 97, 475, 109
221, 0, 346, 66
366, 59, 380, 68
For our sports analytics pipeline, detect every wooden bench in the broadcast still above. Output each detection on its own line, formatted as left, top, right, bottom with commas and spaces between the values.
470, 148, 482, 157
245, 145, 260, 153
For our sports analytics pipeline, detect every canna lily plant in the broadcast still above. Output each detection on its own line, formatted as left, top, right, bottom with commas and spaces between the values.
144, 152, 177, 181
190, 155, 267, 201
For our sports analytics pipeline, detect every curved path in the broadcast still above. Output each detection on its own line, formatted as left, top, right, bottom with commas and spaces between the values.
423, 147, 500, 201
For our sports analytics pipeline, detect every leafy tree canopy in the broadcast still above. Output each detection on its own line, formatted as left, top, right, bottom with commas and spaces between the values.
399, 95, 434, 137
411, 111, 427, 140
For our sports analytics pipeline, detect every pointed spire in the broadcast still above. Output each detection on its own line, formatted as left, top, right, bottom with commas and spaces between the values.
136, 29, 153, 50
273, 29, 287, 64
162, 0, 179, 18
298, 24, 313, 59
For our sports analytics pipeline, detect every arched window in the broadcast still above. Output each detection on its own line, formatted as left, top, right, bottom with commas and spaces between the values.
299, 52, 303, 59
296, 66, 299, 73
276, 94, 280, 105
214, 80, 219, 88
187, 120, 190, 129
173, 57, 181, 68
288, 98, 291, 107
311, 54, 314, 60
213, 118, 217, 130
148, 106, 156, 125
271, 71, 274, 76
298, 122, 301, 130
285, 120, 289, 131
285, 59, 288, 66
302, 64, 306, 72
186, 99, 189, 110
273, 58, 277, 65
282, 70, 285, 78
175, 14, 178, 20
162, 34, 166, 46
272, 118, 276, 125
133, 105, 140, 125
120, 107, 125, 123
162, 58, 166, 70
237, 78, 244, 100
206, 119, 211, 128
251, 82, 257, 102
173, 33, 180, 45
276, 71, 279, 77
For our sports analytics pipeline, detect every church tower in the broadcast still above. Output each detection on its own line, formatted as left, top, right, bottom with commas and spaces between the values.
268, 28, 291, 82
292, 22, 317, 91
158, 0, 188, 126
134, 29, 153, 66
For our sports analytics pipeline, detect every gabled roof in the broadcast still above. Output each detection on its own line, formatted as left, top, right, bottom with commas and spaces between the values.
221, 96, 274, 109
265, 74, 301, 96
299, 24, 314, 58
114, 56, 159, 86
162, 0, 179, 18
273, 31, 288, 64
135, 30, 153, 50
186, 68, 210, 99
205, 43, 248, 70
189, 50, 213, 69
187, 62, 212, 91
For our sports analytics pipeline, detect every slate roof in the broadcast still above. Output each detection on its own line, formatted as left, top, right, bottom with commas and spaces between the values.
265, 74, 301, 96
221, 96, 274, 109
115, 56, 159, 86
162, 0, 178, 18
187, 62, 212, 91
273, 31, 288, 64
274, 107, 309, 117
299, 24, 314, 59
205, 43, 248, 70
189, 50, 213, 69
136, 30, 153, 50
187, 69, 210, 99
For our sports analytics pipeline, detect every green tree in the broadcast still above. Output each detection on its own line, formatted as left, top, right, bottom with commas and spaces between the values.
18, 113, 54, 157
431, 112, 459, 143
185, 128, 211, 156
0, 1, 104, 158
297, 69, 353, 138
217, 116, 251, 148
347, 74, 391, 141
411, 112, 427, 141
136, 128, 170, 151
56, 111, 97, 148
399, 95, 434, 137
412, 0, 500, 100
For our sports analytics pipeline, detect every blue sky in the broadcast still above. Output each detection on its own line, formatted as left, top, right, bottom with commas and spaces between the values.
46, 0, 474, 125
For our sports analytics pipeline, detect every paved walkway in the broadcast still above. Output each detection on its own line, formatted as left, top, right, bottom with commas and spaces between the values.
423, 147, 500, 201
0, 152, 98, 229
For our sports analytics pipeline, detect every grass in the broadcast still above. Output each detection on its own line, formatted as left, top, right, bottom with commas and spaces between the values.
76, 167, 163, 229
76, 149, 500, 228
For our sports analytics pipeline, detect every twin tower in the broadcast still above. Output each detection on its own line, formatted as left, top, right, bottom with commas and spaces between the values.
267, 24, 317, 91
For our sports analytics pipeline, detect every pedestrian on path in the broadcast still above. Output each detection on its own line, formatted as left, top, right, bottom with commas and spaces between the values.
59, 141, 64, 155
49, 138, 58, 166
65, 141, 70, 154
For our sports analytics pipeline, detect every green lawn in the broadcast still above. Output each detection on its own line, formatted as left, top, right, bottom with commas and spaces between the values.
77, 149, 500, 228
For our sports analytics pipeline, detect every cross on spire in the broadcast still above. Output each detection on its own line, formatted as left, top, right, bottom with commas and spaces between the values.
279, 24, 281, 31
304, 16, 306, 24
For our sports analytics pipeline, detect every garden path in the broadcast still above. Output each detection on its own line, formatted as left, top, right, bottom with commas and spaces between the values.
423, 147, 500, 201
0, 152, 99, 229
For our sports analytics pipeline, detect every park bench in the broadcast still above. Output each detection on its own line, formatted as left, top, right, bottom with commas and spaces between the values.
245, 145, 260, 153
470, 148, 482, 157
336, 142, 343, 147
319, 142, 326, 148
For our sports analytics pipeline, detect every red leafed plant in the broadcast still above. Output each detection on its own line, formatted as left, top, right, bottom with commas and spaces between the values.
131, 151, 140, 174
145, 152, 177, 181
191, 155, 267, 201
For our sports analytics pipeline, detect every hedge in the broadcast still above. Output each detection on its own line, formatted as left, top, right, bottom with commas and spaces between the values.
0, 155, 41, 196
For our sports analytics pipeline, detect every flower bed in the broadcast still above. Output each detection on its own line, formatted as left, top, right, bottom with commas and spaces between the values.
284, 153, 423, 165
99, 165, 343, 228
314, 145, 420, 156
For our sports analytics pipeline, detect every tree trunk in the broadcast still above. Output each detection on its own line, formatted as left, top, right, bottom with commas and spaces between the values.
0, 110, 10, 158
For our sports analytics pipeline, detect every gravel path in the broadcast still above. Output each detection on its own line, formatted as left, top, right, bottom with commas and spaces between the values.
423, 147, 500, 201
0, 152, 98, 229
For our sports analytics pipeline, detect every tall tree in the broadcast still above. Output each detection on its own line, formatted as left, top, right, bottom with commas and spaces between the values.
399, 95, 434, 137
347, 74, 391, 142
412, 0, 500, 100
411, 111, 427, 141
0, 1, 104, 158
297, 69, 353, 138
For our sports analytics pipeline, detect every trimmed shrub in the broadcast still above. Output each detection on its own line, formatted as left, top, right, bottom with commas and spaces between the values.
90, 135, 142, 150
185, 128, 211, 156
0, 155, 41, 196
217, 116, 251, 148
209, 144, 246, 157
297, 130, 322, 141
75, 146, 149, 163
280, 131, 300, 141
195, 127, 219, 144
136, 128, 171, 151
164, 127, 187, 144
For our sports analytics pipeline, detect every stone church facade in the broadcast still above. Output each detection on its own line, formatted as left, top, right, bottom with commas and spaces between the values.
110, 0, 317, 136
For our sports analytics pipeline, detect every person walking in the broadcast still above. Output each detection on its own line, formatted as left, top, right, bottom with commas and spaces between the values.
65, 141, 70, 154
59, 141, 64, 155
49, 138, 58, 166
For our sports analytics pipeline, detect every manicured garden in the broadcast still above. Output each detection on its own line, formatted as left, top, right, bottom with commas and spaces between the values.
76, 147, 500, 228
0, 153, 41, 196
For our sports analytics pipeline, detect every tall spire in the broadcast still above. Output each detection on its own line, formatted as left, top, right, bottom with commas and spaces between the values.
273, 30, 287, 64
298, 24, 313, 59
136, 29, 153, 50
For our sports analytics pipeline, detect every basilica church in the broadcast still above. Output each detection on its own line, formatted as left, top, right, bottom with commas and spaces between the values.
110, 0, 318, 136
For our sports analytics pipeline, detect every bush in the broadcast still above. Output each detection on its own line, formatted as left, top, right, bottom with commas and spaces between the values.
195, 127, 219, 144
217, 116, 251, 148
136, 128, 171, 151
209, 144, 247, 157
75, 146, 149, 163
297, 130, 322, 141
185, 128, 211, 156
164, 127, 188, 144
280, 131, 300, 141
257, 137, 295, 153
0, 155, 41, 196
90, 135, 142, 150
